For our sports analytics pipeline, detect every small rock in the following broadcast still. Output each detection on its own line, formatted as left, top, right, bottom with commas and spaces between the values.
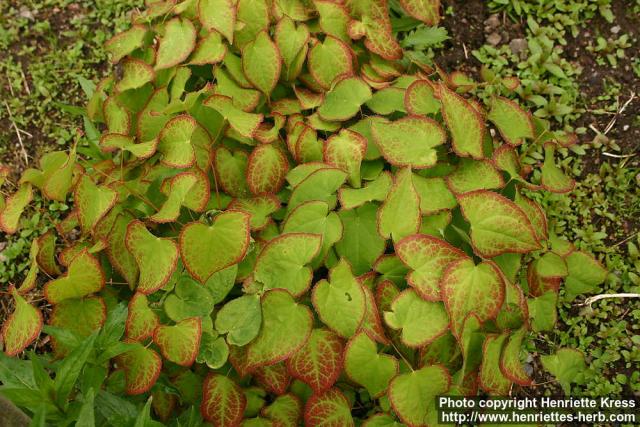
611, 25, 621, 34
18, 6, 35, 20
509, 38, 528, 59
623, 125, 630, 131
487, 32, 502, 46
484, 14, 501, 33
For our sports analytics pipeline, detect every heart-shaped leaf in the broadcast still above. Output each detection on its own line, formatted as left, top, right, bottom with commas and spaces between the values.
126, 220, 179, 294
446, 159, 505, 194
262, 394, 302, 427
500, 328, 532, 386
215, 295, 262, 346
253, 233, 322, 296
49, 297, 106, 357
245, 290, 313, 370
371, 116, 445, 169
115, 58, 154, 92
395, 234, 467, 301
487, 96, 534, 147
312, 259, 366, 338
201, 373, 247, 426
164, 275, 214, 322
153, 317, 202, 367
384, 289, 449, 348
479, 333, 511, 394
304, 388, 354, 427
75, 176, 117, 233
338, 171, 391, 210
1, 288, 43, 356
155, 17, 196, 70
378, 167, 420, 242
344, 332, 397, 397
541, 143, 575, 193
308, 36, 353, 89
116, 344, 162, 395
436, 83, 485, 159
286, 328, 344, 393
105, 24, 147, 63
564, 251, 607, 300
404, 79, 440, 116
126, 292, 158, 341
180, 211, 251, 283
44, 249, 104, 304
214, 147, 251, 197
228, 196, 280, 231
412, 175, 457, 215
247, 144, 289, 195
254, 363, 291, 395
243, 30, 281, 96
275, 17, 310, 82
205, 94, 264, 138
157, 115, 197, 168
399, 0, 440, 25
323, 129, 367, 188
336, 203, 387, 275
288, 167, 347, 211
199, 0, 236, 42
317, 77, 372, 122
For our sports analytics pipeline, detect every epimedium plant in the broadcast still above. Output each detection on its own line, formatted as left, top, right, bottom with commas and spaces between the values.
0, 0, 609, 425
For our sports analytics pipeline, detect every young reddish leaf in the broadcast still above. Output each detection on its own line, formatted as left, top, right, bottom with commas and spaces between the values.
253, 233, 322, 296
115, 58, 155, 92
44, 249, 104, 304
126, 220, 179, 294
262, 394, 302, 427
399, 0, 441, 25
446, 158, 505, 194
229, 196, 281, 231
388, 365, 450, 427
377, 167, 420, 242
254, 362, 291, 395
74, 176, 117, 234
384, 290, 449, 347
0, 184, 32, 234
457, 190, 542, 257
404, 80, 440, 116
308, 36, 353, 90
317, 77, 372, 122
189, 31, 227, 65
155, 18, 197, 70
371, 116, 445, 169
243, 30, 282, 96
245, 290, 314, 370
247, 144, 289, 195
49, 297, 106, 356
105, 24, 147, 63
288, 167, 347, 211
153, 317, 202, 367
564, 251, 607, 300
199, 0, 236, 42
315, 0, 350, 41
338, 171, 391, 210
500, 328, 532, 386
180, 211, 251, 283
157, 115, 197, 168
541, 143, 575, 193
487, 97, 534, 146
344, 332, 397, 397
436, 83, 485, 159
441, 258, 505, 338
312, 259, 366, 338
1, 288, 42, 356
214, 147, 252, 197
204, 94, 264, 138
323, 129, 367, 188
479, 333, 512, 395
126, 292, 158, 341
286, 328, 344, 393
116, 343, 162, 395
275, 17, 310, 82
359, 285, 390, 344
304, 388, 354, 427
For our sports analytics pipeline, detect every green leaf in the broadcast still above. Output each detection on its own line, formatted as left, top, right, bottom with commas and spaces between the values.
287, 329, 344, 393
344, 332, 397, 397
213, 67, 261, 112
153, 317, 201, 367
308, 36, 353, 89
288, 167, 347, 211
541, 143, 575, 193
105, 24, 147, 63
479, 333, 511, 395
412, 175, 456, 214
44, 250, 104, 304
205, 94, 264, 138
76, 388, 96, 427
384, 290, 449, 347
304, 388, 354, 427
488, 97, 534, 146
388, 365, 450, 427
446, 159, 504, 194
214, 146, 252, 197
215, 295, 262, 346
115, 59, 154, 92
336, 203, 387, 275
150, 171, 209, 223
49, 297, 106, 357
253, 233, 322, 296
180, 211, 251, 283
500, 328, 532, 386
324, 129, 367, 188
312, 259, 366, 338
75, 176, 117, 233
338, 171, 392, 210
54, 333, 97, 409
371, 116, 445, 169
398, 0, 441, 25
1, 289, 42, 356
157, 115, 197, 168
189, 31, 227, 65
247, 144, 289, 195
126, 220, 179, 294
245, 290, 313, 369
201, 373, 247, 425
441, 258, 505, 337
262, 394, 302, 427
315, 1, 349, 41
155, 18, 196, 70
436, 83, 485, 159
229, 196, 280, 231
458, 190, 542, 257
378, 167, 420, 241
528, 291, 557, 332
404, 80, 440, 116
125, 293, 159, 341
197, 331, 229, 369
199, 0, 236, 42
164, 276, 214, 322
564, 251, 607, 300
317, 77, 372, 122
540, 348, 587, 394
275, 17, 310, 82
242, 30, 281, 96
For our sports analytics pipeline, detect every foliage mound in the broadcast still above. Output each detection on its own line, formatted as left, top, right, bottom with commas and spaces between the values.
0, 0, 608, 425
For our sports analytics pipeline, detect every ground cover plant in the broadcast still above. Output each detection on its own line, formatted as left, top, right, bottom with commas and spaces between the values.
0, 0, 622, 425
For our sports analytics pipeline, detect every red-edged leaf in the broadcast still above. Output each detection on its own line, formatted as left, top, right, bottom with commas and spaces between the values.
479, 333, 512, 394
116, 343, 162, 395
384, 289, 449, 347
487, 97, 534, 146
1, 288, 42, 356
242, 30, 282, 96
35, 231, 61, 276
214, 147, 252, 197
49, 297, 106, 357
399, 0, 440, 25
308, 36, 354, 89
304, 388, 354, 427
359, 285, 390, 344
75, 176, 117, 233
155, 17, 196, 70
254, 362, 291, 395
286, 329, 344, 393
404, 79, 440, 116
0, 184, 33, 235
44, 249, 104, 304
436, 83, 485, 159
199, 0, 237, 42
446, 159, 505, 194
262, 393, 302, 427
323, 129, 367, 188
106, 213, 139, 286
377, 167, 420, 241
500, 328, 532, 386
153, 317, 202, 367
126, 292, 159, 342
247, 144, 289, 195
201, 373, 247, 426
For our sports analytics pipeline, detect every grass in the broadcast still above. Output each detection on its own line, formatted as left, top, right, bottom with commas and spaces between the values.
0, 0, 638, 400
